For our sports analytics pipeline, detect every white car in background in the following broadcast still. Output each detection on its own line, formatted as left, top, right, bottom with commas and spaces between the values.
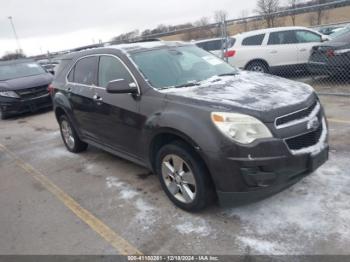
195, 27, 329, 74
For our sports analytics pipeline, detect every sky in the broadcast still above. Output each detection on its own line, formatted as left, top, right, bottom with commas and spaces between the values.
0, 0, 259, 57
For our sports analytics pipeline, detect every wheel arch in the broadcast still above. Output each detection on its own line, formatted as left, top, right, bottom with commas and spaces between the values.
244, 59, 270, 71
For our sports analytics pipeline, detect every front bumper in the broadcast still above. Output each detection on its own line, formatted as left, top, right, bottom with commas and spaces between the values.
205, 140, 329, 207
0, 94, 52, 116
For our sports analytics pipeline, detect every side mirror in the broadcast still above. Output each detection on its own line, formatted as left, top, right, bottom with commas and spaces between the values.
321, 35, 330, 42
106, 79, 138, 94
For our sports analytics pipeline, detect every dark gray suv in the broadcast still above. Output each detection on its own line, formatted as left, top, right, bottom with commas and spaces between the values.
52, 41, 329, 211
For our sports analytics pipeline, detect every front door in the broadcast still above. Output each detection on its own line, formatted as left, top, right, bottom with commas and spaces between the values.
92, 55, 143, 158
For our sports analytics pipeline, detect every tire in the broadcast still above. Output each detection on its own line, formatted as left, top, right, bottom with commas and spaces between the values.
0, 109, 8, 120
155, 141, 215, 211
246, 61, 269, 73
59, 115, 88, 153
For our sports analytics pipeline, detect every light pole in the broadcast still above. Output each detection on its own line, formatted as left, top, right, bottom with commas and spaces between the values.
8, 16, 22, 53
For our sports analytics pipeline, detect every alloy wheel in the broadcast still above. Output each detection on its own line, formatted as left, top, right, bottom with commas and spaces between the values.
161, 154, 197, 204
61, 120, 75, 150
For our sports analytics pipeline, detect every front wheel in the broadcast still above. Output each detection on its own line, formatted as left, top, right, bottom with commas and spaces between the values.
246, 61, 269, 73
59, 115, 88, 153
0, 109, 9, 120
155, 141, 214, 211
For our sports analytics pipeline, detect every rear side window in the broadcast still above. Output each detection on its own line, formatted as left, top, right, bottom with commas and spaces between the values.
98, 56, 134, 88
242, 34, 265, 46
295, 30, 321, 43
73, 56, 98, 85
268, 31, 298, 45
197, 40, 222, 51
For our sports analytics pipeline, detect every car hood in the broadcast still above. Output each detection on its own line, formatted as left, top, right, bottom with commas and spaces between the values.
160, 71, 316, 122
0, 73, 53, 91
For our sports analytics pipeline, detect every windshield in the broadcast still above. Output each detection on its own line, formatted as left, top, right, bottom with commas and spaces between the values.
331, 26, 350, 39
0, 62, 46, 81
130, 45, 237, 89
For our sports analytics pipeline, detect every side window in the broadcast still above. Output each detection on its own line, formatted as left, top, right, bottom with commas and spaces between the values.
196, 42, 206, 50
242, 34, 265, 46
268, 31, 298, 45
295, 30, 322, 43
98, 56, 134, 88
206, 40, 222, 51
73, 56, 98, 85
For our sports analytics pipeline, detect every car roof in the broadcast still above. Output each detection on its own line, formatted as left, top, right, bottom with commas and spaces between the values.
233, 26, 316, 38
194, 38, 227, 43
60, 41, 190, 59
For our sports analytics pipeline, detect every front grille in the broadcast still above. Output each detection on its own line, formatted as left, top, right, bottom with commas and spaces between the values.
285, 124, 323, 150
16, 85, 49, 99
276, 102, 318, 127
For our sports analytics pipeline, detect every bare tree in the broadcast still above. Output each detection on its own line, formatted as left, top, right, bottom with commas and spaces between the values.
316, 0, 327, 25
185, 17, 215, 40
288, 0, 299, 26
214, 10, 228, 23
256, 0, 280, 28
239, 9, 250, 32
1, 51, 26, 61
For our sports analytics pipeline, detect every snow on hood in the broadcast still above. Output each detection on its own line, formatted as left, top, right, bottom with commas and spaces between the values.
160, 71, 315, 111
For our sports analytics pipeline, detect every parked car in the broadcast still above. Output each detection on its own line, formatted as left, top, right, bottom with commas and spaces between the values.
0, 59, 53, 119
308, 31, 350, 77
52, 41, 329, 211
194, 37, 236, 58
317, 25, 345, 36
329, 25, 350, 39
38, 59, 60, 75
217, 27, 328, 74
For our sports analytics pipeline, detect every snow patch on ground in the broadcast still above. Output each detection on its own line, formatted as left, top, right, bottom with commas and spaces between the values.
224, 155, 350, 255
237, 236, 286, 255
106, 176, 139, 200
134, 198, 157, 230
175, 218, 211, 237
105, 177, 158, 230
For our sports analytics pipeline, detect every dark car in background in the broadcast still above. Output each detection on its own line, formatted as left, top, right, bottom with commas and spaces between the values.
308, 31, 350, 78
0, 59, 53, 119
52, 42, 328, 211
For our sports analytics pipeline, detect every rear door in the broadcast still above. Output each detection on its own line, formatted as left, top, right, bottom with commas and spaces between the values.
295, 30, 323, 64
66, 56, 100, 140
266, 30, 299, 67
93, 55, 142, 157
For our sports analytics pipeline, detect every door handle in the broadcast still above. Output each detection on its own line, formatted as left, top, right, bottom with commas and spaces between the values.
93, 94, 103, 104
300, 48, 307, 52
66, 87, 72, 92
270, 50, 278, 54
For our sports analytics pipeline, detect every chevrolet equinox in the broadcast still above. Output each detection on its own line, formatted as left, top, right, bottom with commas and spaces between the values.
52, 41, 329, 211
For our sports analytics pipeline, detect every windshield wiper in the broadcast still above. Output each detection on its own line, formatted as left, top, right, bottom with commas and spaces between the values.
217, 72, 237, 77
174, 81, 201, 88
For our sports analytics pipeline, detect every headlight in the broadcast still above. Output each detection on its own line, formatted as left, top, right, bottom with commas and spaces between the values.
0, 91, 19, 98
211, 112, 273, 144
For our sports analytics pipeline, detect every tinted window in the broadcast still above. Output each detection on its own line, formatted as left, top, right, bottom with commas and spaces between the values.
98, 56, 134, 88
242, 34, 265, 46
268, 31, 298, 45
295, 30, 321, 43
198, 40, 222, 51
73, 56, 98, 85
